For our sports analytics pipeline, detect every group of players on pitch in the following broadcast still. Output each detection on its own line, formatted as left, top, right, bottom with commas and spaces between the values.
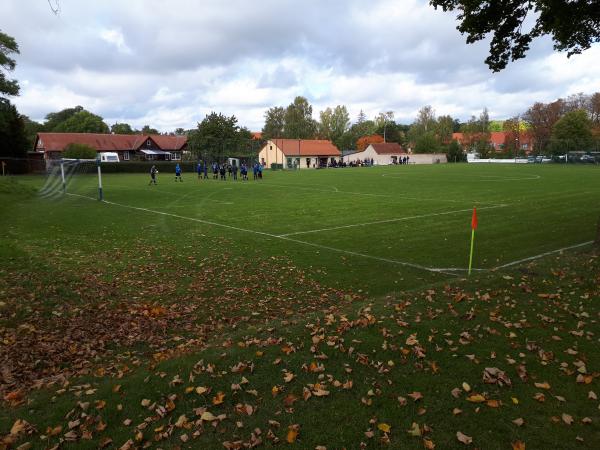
149, 162, 263, 185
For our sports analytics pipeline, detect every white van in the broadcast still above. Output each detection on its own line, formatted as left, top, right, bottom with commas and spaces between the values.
100, 152, 120, 163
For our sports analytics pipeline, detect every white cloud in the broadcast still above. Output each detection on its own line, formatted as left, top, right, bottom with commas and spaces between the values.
1, 0, 599, 132
99, 28, 132, 54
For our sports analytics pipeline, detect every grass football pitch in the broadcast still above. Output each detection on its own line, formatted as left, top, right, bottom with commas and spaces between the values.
1, 163, 599, 449
50, 163, 599, 293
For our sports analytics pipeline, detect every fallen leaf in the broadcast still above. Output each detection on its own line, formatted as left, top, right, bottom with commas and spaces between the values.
212, 391, 225, 405
534, 382, 551, 390
286, 424, 300, 443
512, 440, 526, 450
200, 411, 217, 421
423, 437, 436, 449
377, 423, 391, 433
562, 413, 574, 425
175, 415, 188, 428
408, 391, 423, 401
466, 394, 486, 403
456, 431, 472, 445
512, 418, 524, 427
407, 422, 421, 436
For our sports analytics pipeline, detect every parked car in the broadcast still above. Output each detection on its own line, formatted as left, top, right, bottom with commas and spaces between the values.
580, 155, 596, 163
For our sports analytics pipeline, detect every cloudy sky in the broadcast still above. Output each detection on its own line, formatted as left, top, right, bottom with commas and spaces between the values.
2, 0, 599, 132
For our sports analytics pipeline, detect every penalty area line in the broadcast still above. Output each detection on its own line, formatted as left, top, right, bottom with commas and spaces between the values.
65, 193, 458, 276
278, 204, 509, 237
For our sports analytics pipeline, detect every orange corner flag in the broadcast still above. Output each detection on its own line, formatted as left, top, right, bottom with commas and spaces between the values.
471, 207, 478, 230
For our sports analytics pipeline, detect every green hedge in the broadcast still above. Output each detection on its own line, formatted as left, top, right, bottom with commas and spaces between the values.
270, 163, 284, 170
99, 161, 197, 173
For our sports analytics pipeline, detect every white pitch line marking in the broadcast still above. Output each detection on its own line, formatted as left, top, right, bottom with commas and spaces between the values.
278, 204, 509, 237
493, 241, 594, 270
65, 193, 593, 275
65, 193, 457, 276
256, 182, 483, 205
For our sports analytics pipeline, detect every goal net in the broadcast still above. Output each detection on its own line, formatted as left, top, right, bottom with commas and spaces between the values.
38, 158, 102, 200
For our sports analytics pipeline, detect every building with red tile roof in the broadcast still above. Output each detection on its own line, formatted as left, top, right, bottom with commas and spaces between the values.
34, 132, 187, 161
343, 142, 407, 165
258, 139, 341, 168
452, 131, 534, 153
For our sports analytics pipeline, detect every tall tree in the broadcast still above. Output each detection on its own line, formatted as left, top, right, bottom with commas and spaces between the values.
356, 134, 384, 151
407, 105, 436, 144
0, 99, 28, 158
550, 109, 594, 153
356, 110, 367, 124
43, 106, 84, 131
590, 92, 600, 125
111, 122, 135, 134
430, 0, 600, 71
22, 115, 43, 149
283, 96, 317, 139
0, 31, 20, 99
523, 99, 565, 153
460, 108, 492, 156
319, 105, 350, 147
188, 112, 242, 160
502, 117, 521, 156
53, 110, 109, 133
435, 115, 455, 144
0, 31, 28, 160
140, 125, 159, 135
262, 106, 285, 139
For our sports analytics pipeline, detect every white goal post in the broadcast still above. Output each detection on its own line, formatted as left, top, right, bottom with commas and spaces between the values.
39, 158, 103, 200
62, 158, 103, 200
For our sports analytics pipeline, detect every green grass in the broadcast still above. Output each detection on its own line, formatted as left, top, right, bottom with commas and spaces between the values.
1, 164, 599, 449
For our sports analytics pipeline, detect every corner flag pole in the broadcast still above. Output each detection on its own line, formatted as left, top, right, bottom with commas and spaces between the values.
468, 207, 478, 275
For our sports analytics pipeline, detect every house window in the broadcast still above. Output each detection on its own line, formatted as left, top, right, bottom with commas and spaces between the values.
171, 152, 181, 160
269, 145, 272, 150
123, 151, 130, 161
146, 139, 152, 148
146, 154, 154, 161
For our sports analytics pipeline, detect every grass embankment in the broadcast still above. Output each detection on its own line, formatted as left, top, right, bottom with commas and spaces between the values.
2, 249, 599, 447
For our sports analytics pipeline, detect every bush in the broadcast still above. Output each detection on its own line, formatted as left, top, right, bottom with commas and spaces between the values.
63, 143, 97, 159
444, 140, 466, 163
414, 132, 440, 154
270, 163, 283, 170
99, 161, 197, 173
